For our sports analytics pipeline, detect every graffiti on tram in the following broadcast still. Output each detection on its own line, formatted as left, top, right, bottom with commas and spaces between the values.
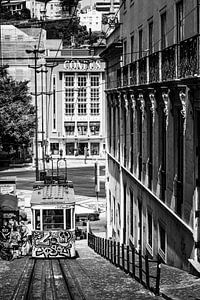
32, 230, 75, 258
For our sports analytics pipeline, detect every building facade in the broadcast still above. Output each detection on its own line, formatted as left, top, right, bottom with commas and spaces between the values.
45, 48, 106, 159
101, 0, 200, 272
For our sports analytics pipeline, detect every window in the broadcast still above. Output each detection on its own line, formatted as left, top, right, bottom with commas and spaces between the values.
50, 143, 59, 155
65, 122, 75, 135
35, 210, 40, 230
159, 223, 166, 255
4, 35, 10, 40
66, 143, 74, 155
90, 75, 100, 115
117, 203, 121, 227
90, 122, 100, 135
66, 209, 71, 229
124, 40, 127, 64
161, 12, 167, 49
149, 21, 153, 54
78, 75, 87, 115
113, 196, 116, 225
91, 143, 99, 155
17, 35, 23, 41
147, 211, 153, 248
131, 35, 134, 62
77, 122, 87, 135
53, 75, 56, 129
176, 0, 183, 42
130, 190, 133, 236
139, 29, 143, 58
65, 75, 74, 115
43, 209, 64, 230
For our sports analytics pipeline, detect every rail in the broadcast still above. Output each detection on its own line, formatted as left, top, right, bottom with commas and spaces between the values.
88, 233, 161, 296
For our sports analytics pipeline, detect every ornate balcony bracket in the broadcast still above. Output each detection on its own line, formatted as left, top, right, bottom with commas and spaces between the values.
123, 93, 129, 113
130, 92, 136, 119
161, 88, 170, 127
138, 93, 145, 119
179, 90, 186, 119
117, 91, 122, 107
179, 89, 187, 133
149, 92, 156, 122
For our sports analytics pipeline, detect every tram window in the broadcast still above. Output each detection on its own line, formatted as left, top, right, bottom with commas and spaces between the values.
35, 210, 40, 230
66, 209, 71, 229
43, 209, 64, 230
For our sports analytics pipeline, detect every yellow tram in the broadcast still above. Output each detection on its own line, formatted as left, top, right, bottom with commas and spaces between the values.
30, 179, 76, 258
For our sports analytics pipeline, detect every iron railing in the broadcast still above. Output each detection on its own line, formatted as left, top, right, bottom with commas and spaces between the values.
88, 233, 161, 296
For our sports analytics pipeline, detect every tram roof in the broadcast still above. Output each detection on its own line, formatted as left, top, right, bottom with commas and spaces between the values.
30, 181, 75, 206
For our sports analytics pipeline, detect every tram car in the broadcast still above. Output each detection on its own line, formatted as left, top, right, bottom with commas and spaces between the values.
30, 178, 76, 258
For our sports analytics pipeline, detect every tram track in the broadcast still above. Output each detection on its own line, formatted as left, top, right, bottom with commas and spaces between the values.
11, 258, 87, 300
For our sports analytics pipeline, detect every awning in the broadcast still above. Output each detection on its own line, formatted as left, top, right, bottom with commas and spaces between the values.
90, 122, 100, 126
77, 122, 88, 126
64, 122, 75, 126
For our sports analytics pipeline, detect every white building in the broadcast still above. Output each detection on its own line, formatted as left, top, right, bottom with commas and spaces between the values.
79, 8, 102, 32
45, 47, 106, 159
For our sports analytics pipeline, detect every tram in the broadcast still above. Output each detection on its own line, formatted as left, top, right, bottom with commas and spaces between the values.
30, 174, 76, 258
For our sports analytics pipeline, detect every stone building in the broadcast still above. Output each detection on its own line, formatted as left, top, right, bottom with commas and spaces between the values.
100, 0, 200, 273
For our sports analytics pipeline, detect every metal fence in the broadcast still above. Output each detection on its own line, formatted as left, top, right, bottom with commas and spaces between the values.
88, 233, 161, 295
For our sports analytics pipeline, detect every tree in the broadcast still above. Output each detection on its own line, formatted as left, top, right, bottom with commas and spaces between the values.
0, 67, 35, 157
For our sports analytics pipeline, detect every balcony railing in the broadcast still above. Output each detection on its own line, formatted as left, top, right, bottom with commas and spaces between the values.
138, 56, 147, 84
130, 61, 137, 85
161, 45, 176, 81
118, 34, 200, 88
149, 52, 159, 83
179, 35, 199, 78
122, 65, 129, 87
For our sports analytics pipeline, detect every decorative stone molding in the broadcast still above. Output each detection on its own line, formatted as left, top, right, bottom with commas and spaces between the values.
179, 90, 186, 119
130, 93, 136, 119
149, 92, 156, 122
138, 93, 145, 119
117, 91, 122, 107
161, 88, 170, 127
123, 93, 129, 112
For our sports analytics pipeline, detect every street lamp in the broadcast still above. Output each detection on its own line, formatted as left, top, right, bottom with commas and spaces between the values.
26, 46, 45, 181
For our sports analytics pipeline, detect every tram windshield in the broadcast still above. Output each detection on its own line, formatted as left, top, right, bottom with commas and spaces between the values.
43, 209, 64, 230
33, 208, 74, 231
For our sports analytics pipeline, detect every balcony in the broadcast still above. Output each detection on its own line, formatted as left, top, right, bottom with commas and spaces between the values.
118, 34, 200, 89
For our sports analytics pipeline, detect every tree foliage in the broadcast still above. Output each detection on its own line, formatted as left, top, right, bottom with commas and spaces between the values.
0, 4, 31, 22
0, 67, 35, 153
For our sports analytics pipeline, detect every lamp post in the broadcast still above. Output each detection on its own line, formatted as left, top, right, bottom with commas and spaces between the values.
26, 46, 45, 181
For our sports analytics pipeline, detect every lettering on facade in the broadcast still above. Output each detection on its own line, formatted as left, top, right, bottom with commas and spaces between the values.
64, 59, 102, 71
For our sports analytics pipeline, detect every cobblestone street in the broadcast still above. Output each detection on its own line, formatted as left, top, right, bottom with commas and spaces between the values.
1, 239, 200, 299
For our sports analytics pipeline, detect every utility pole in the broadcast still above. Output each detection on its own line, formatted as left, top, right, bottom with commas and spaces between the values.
37, 66, 48, 173
26, 45, 45, 181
